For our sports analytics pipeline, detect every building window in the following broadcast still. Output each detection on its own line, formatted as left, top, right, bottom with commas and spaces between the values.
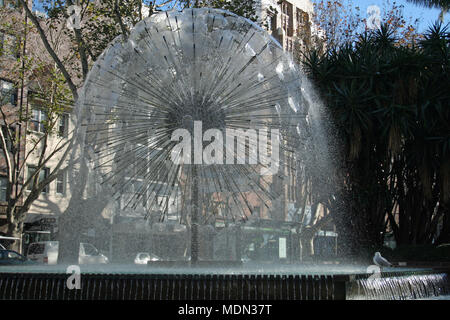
282, 2, 288, 14
280, 1, 293, 37
265, 9, 278, 33
270, 14, 277, 33
286, 39, 294, 52
27, 166, 50, 193
29, 108, 47, 133
56, 171, 65, 194
0, 79, 17, 106
58, 114, 68, 137
296, 9, 304, 25
0, 176, 8, 202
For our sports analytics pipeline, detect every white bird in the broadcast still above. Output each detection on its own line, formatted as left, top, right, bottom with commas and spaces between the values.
373, 252, 392, 268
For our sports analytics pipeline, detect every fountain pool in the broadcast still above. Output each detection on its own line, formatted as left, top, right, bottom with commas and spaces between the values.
0, 264, 448, 300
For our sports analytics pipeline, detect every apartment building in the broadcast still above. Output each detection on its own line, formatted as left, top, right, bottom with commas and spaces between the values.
0, 0, 73, 251
0, 0, 28, 249
256, 0, 317, 53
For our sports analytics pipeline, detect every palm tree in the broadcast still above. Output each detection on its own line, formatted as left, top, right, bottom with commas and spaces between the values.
406, 0, 450, 22
302, 21, 450, 253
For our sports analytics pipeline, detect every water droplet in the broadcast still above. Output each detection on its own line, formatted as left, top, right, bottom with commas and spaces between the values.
245, 43, 256, 56
257, 73, 264, 82
288, 97, 298, 112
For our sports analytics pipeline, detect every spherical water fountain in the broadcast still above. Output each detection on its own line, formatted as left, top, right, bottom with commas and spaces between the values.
0, 8, 449, 301
65, 7, 316, 265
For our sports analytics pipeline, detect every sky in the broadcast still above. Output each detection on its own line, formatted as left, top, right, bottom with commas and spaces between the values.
32, 0, 449, 32
336, 0, 449, 32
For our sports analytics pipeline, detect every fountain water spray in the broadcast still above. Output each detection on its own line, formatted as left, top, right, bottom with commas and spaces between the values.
68, 8, 323, 263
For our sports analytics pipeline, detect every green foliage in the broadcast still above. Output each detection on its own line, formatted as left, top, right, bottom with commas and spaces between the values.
27, 64, 73, 133
302, 21, 450, 252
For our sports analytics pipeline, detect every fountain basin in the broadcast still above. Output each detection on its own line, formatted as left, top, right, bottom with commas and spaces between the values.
147, 261, 243, 268
0, 265, 448, 300
0, 271, 343, 300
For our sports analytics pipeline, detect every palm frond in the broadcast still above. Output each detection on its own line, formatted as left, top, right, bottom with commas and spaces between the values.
405, 0, 450, 10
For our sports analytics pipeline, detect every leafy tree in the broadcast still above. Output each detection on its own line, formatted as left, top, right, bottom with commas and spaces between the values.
0, 6, 73, 250
14, 0, 182, 261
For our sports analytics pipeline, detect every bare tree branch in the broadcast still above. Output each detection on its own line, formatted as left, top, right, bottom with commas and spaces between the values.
18, 0, 79, 100
114, 0, 130, 42
0, 107, 14, 181
65, 0, 90, 80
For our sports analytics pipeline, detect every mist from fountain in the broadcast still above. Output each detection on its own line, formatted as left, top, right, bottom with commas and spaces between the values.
57, 7, 335, 267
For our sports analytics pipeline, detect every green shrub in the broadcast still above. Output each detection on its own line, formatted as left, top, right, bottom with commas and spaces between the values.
382, 244, 450, 262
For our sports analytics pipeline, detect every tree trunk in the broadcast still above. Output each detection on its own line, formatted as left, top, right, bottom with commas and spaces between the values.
6, 220, 23, 253
57, 210, 81, 264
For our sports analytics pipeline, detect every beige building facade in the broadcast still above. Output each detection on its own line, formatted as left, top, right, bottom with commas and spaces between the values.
256, 0, 316, 53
